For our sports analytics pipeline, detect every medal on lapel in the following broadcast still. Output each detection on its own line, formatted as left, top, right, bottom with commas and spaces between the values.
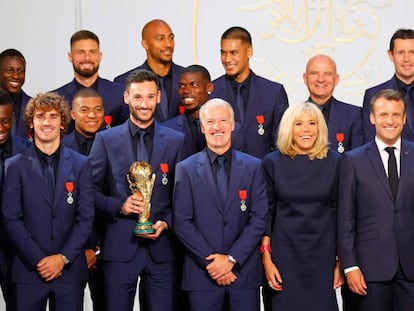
160, 163, 169, 185
239, 190, 247, 212
27, 131, 33, 142
66, 182, 74, 204
336, 133, 345, 153
104, 115, 112, 129
256, 115, 265, 135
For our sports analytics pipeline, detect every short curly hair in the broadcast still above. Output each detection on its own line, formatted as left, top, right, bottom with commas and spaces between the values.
25, 92, 71, 137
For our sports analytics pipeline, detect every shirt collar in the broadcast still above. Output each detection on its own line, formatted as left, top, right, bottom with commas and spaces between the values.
375, 136, 401, 152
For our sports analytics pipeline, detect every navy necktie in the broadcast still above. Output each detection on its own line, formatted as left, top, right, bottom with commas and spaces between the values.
137, 130, 149, 162
45, 155, 56, 196
159, 77, 169, 121
235, 84, 245, 123
216, 156, 228, 205
385, 147, 398, 200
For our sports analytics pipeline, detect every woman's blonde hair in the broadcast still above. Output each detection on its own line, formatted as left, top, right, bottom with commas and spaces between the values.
277, 102, 329, 160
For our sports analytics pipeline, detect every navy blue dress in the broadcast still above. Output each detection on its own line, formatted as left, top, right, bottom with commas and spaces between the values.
263, 150, 340, 311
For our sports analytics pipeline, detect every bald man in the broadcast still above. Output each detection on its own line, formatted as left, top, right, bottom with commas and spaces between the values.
114, 19, 184, 122
303, 54, 363, 153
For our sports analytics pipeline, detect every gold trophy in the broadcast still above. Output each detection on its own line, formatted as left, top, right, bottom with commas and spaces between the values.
127, 161, 156, 235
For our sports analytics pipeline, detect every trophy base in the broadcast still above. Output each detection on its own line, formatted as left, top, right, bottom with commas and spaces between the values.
134, 221, 155, 235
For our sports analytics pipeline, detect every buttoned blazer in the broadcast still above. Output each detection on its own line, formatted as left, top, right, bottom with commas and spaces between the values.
212, 72, 288, 159
1, 145, 94, 283
89, 121, 186, 263
53, 77, 129, 131
361, 76, 414, 143
114, 62, 184, 122
327, 97, 363, 152
338, 140, 414, 281
173, 149, 268, 290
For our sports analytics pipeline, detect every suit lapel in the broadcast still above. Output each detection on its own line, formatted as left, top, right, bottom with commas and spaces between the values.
26, 148, 52, 206
396, 141, 411, 203
151, 123, 168, 170
366, 142, 394, 201
53, 147, 73, 207
224, 151, 244, 214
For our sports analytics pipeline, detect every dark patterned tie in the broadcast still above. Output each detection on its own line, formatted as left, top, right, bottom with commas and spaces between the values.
159, 77, 168, 121
235, 84, 245, 123
216, 156, 228, 205
45, 155, 56, 196
137, 130, 149, 162
385, 147, 398, 200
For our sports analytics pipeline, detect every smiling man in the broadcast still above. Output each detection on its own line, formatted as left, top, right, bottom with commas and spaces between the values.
1, 92, 94, 310
53, 30, 128, 133
338, 89, 414, 311
303, 54, 363, 153
163, 64, 213, 154
0, 49, 31, 138
114, 19, 184, 122
173, 98, 268, 311
362, 29, 414, 143
89, 69, 187, 311
212, 26, 288, 159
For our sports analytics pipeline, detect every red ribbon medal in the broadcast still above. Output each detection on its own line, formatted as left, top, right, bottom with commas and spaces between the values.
256, 115, 265, 135
179, 106, 185, 115
160, 163, 169, 185
239, 190, 247, 211
336, 133, 345, 153
65, 182, 74, 204
104, 115, 112, 129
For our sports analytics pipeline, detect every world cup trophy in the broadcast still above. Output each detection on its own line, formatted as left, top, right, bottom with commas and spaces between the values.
127, 161, 156, 235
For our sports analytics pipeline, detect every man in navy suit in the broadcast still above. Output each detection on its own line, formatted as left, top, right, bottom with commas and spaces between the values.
362, 29, 414, 143
114, 19, 184, 122
89, 69, 186, 311
304, 54, 363, 153
1, 92, 94, 310
338, 89, 414, 311
163, 64, 213, 154
173, 98, 268, 311
61, 87, 105, 311
212, 26, 288, 159
0, 90, 31, 311
53, 30, 128, 132
0, 49, 31, 139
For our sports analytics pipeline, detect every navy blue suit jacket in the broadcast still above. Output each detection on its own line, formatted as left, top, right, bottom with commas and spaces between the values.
212, 72, 288, 159
53, 77, 129, 132
338, 140, 414, 281
362, 76, 414, 143
89, 121, 186, 263
114, 61, 184, 122
13, 90, 31, 139
1, 145, 94, 283
173, 149, 268, 290
326, 97, 363, 152
61, 131, 78, 153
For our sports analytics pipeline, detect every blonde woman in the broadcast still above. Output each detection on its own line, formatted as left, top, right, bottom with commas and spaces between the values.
262, 102, 343, 310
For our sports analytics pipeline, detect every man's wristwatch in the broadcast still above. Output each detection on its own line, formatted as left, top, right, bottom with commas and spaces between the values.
62, 255, 70, 265
228, 255, 237, 264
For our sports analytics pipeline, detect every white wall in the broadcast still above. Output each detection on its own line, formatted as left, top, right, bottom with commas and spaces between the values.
0, 0, 413, 310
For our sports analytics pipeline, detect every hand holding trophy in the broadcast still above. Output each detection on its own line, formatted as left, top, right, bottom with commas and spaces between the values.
127, 161, 156, 235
